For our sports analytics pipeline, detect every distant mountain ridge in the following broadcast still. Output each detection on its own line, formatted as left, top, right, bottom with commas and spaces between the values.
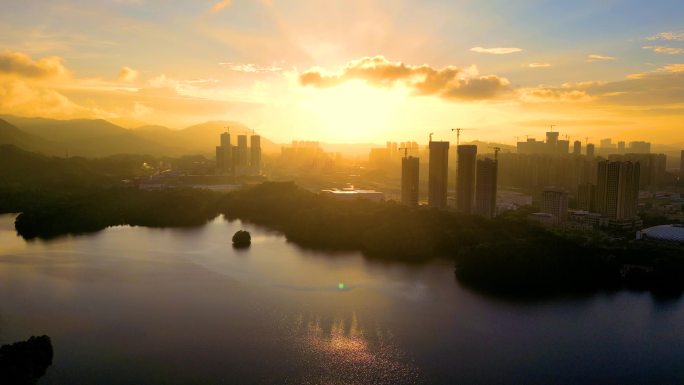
0, 119, 64, 156
0, 115, 279, 158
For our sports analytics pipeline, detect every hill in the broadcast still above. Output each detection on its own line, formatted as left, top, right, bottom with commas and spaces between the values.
0, 115, 176, 157
1, 115, 279, 158
0, 119, 64, 156
178, 121, 281, 154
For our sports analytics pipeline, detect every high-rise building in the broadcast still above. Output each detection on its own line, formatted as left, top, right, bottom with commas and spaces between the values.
586, 143, 595, 157
573, 140, 582, 155
237, 135, 248, 170
629, 141, 651, 153
541, 189, 568, 223
250, 135, 261, 174
456, 145, 477, 213
475, 158, 497, 218
216, 146, 224, 174
221, 132, 230, 147
546, 131, 559, 154
428, 141, 449, 208
609, 153, 666, 188
600, 138, 616, 152
680, 150, 684, 181
401, 156, 420, 206
618, 141, 626, 153
577, 183, 596, 212
596, 160, 640, 220
216, 132, 233, 175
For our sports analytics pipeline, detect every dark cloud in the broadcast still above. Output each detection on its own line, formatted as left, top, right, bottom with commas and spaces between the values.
0, 51, 67, 78
300, 56, 510, 101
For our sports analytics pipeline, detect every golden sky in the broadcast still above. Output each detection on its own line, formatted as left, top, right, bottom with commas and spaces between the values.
1, 0, 683, 144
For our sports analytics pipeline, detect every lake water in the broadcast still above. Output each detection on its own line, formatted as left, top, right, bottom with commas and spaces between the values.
0, 214, 682, 384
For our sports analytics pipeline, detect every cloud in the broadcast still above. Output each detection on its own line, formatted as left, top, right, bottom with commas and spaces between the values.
0, 51, 68, 78
299, 56, 510, 101
657, 63, 684, 73
470, 47, 522, 54
647, 31, 684, 41
528, 63, 551, 68
0, 78, 101, 118
586, 54, 616, 62
219, 62, 283, 73
117, 66, 139, 82
519, 87, 593, 103
642, 46, 684, 55
523, 70, 684, 108
210, 0, 232, 14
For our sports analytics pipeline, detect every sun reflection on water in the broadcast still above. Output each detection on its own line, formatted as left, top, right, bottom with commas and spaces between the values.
287, 312, 422, 385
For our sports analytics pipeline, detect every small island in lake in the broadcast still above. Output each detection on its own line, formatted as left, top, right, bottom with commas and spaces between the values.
232, 230, 251, 248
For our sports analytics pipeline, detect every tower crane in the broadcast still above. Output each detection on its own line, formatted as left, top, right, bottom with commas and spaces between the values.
429, 132, 434, 143
550, 124, 556, 132
399, 147, 409, 158
491, 146, 501, 162
451, 128, 474, 146
585, 136, 590, 145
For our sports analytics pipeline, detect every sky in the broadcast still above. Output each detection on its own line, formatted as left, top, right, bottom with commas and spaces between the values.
0, 0, 683, 144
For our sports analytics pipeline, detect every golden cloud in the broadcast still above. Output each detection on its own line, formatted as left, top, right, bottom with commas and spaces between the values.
642, 46, 684, 55
299, 56, 510, 100
118, 66, 139, 82
528, 63, 551, 68
525, 70, 684, 108
0, 51, 68, 78
470, 47, 523, 54
657, 63, 684, 73
586, 54, 616, 62
0, 78, 99, 118
210, 0, 232, 14
519, 87, 593, 103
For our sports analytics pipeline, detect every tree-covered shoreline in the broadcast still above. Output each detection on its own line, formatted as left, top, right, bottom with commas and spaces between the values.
2, 181, 682, 297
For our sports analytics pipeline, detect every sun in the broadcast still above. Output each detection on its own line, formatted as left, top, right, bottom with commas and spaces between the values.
298, 80, 409, 143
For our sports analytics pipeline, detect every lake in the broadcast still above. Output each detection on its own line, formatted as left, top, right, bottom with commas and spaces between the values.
0, 214, 682, 384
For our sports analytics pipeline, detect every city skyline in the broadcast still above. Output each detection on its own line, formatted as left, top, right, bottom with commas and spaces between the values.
1, 1, 684, 144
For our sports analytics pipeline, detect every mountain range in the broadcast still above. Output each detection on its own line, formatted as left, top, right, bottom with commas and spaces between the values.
0, 115, 280, 158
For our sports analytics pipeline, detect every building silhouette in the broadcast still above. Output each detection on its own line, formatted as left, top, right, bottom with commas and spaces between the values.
541, 188, 568, 223
546, 131, 559, 154
680, 150, 684, 181
215, 131, 261, 176
596, 160, 640, 220
475, 158, 497, 218
216, 132, 233, 175
573, 140, 582, 155
629, 141, 651, 153
401, 156, 420, 206
237, 135, 248, 172
586, 143, 595, 157
456, 145, 477, 213
608, 153, 666, 188
250, 135, 261, 175
428, 141, 449, 208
